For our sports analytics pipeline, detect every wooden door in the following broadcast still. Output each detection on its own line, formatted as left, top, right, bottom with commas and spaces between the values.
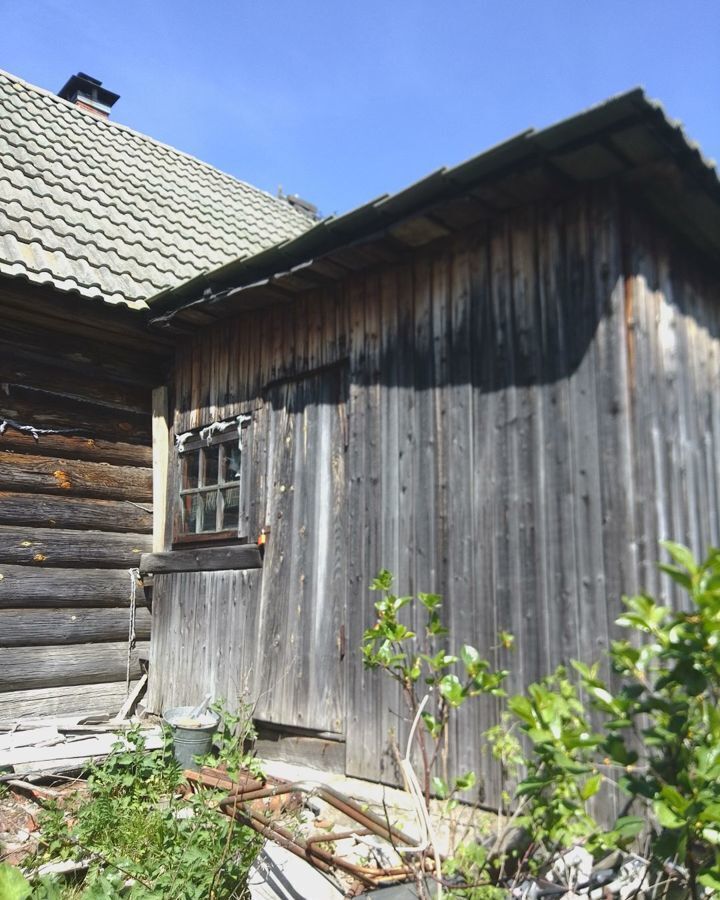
252, 365, 348, 735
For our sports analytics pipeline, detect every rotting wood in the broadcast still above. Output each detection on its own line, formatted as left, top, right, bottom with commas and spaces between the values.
0, 642, 149, 691
0, 525, 150, 568
0, 491, 152, 533
140, 543, 262, 575
0, 452, 152, 501
1, 607, 151, 647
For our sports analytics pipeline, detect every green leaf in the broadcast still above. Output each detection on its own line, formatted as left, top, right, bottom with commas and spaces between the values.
516, 777, 550, 796
613, 816, 645, 842
439, 674, 464, 707
460, 644, 481, 669
698, 869, 720, 891
370, 569, 394, 591
421, 712, 443, 739
418, 592, 442, 611
508, 695, 536, 726
702, 826, 720, 846
454, 771, 477, 792
431, 776, 449, 799
580, 773, 602, 800
658, 563, 693, 590
498, 630, 515, 650
659, 784, 689, 815
660, 540, 698, 575
654, 800, 686, 830
0, 864, 31, 900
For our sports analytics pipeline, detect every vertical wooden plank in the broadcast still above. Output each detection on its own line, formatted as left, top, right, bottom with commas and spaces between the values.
152, 386, 169, 552
445, 237, 478, 790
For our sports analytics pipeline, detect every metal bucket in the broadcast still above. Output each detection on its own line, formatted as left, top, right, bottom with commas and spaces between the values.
163, 706, 220, 771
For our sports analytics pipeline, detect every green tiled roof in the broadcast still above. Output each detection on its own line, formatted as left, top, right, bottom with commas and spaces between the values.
0, 69, 311, 309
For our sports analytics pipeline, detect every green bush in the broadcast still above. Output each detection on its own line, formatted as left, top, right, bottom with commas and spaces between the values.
363, 542, 720, 895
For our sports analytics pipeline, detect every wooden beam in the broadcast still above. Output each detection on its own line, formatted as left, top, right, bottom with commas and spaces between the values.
0, 566, 136, 608
0, 430, 152, 467
152, 387, 169, 552
0, 642, 149, 690
1, 607, 151, 647
0, 452, 152, 501
0, 525, 150, 568
139, 543, 262, 574
0, 356, 151, 414
0, 492, 152, 533
0, 681, 137, 727
2, 384, 152, 444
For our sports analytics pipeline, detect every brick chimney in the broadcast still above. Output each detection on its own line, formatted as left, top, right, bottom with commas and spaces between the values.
57, 72, 119, 119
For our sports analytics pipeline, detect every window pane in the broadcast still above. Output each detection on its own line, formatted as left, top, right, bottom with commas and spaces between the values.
224, 444, 241, 484
182, 493, 201, 533
182, 491, 221, 533
203, 490, 219, 531
202, 446, 219, 487
220, 486, 240, 531
182, 452, 199, 490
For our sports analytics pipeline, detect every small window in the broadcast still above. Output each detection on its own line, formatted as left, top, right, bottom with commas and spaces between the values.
174, 421, 248, 545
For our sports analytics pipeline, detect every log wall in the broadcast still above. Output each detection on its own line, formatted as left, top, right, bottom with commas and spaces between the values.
148, 184, 720, 803
0, 279, 170, 723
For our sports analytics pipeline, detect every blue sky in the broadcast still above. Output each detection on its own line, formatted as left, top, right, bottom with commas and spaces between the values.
1, 0, 718, 216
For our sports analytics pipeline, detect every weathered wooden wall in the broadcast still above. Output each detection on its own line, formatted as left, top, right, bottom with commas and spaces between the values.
149, 184, 720, 800
0, 280, 169, 724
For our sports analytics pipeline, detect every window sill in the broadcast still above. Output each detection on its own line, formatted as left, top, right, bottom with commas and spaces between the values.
139, 543, 263, 575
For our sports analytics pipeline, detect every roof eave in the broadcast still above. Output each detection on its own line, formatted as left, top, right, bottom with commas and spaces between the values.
148, 88, 720, 322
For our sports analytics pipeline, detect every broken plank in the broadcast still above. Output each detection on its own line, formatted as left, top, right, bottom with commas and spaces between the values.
140, 543, 262, 574
0, 526, 150, 568
0, 730, 163, 767
113, 673, 148, 722
0, 643, 149, 691
0, 727, 61, 752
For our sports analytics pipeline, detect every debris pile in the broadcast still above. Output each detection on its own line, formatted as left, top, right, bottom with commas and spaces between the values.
0, 717, 163, 780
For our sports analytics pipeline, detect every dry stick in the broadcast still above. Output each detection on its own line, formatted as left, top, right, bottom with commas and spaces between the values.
396, 693, 443, 900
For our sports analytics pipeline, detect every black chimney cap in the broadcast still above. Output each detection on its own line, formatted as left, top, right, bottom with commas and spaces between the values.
58, 73, 120, 110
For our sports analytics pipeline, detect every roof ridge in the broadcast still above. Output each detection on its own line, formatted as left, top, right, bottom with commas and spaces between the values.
0, 68, 307, 222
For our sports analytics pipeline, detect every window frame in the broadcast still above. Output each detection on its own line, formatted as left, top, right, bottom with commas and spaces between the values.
172, 422, 249, 548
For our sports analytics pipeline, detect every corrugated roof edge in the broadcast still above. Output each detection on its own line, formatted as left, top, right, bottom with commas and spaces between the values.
148, 87, 720, 319
0, 68, 310, 224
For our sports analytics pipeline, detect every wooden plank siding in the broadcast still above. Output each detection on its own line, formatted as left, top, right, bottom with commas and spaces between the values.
0, 281, 169, 720
148, 184, 720, 801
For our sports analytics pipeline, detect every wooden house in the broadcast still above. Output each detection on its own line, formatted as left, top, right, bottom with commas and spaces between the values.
0, 70, 310, 724
143, 90, 720, 797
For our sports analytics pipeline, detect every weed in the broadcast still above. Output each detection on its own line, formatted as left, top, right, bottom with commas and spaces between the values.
29, 724, 261, 898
